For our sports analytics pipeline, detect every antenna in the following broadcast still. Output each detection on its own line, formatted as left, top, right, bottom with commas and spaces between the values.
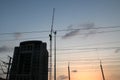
49, 8, 55, 80
68, 62, 71, 80
100, 60, 105, 80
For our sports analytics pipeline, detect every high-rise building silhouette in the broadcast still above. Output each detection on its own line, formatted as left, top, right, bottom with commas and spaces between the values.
9, 41, 48, 80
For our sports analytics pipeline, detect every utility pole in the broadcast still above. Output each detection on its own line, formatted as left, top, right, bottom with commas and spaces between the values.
100, 60, 105, 80
49, 8, 55, 80
68, 62, 70, 80
6, 56, 12, 80
54, 31, 57, 80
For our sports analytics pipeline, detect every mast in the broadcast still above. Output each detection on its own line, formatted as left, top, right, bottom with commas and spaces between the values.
100, 60, 105, 80
54, 31, 57, 80
68, 62, 70, 80
49, 8, 55, 80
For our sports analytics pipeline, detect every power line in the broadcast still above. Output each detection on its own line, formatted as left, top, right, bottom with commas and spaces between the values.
0, 26, 120, 35
58, 41, 120, 48
56, 59, 120, 62
56, 47, 120, 51
57, 26, 120, 32
0, 29, 120, 42
0, 36, 48, 42
0, 30, 49, 35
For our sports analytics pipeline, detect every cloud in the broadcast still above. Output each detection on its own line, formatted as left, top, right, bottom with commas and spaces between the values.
72, 70, 78, 73
62, 25, 80, 39
62, 29, 80, 39
80, 22, 95, 29
0, 46, 11, 53
62, 23, 96, 39
57, 75, 68, 80
84, 30, 97, 37
115, 48, 120, 53
80, 23, 97, 37
110, 73, 120, 80
14, 32, 22, 39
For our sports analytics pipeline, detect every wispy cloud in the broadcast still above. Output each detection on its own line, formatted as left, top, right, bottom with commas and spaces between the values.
0, 46, 11, 53
57, 75, 68, 80
62, 25, 80, 39
62, 29, 80, 39
115, 48, 120, 53
81, 22, 95, 30
84, 30, 97, 37
62, 23, 96, 39
13, 32, 22, 39
81, 23, 97, 37
72, 70, 78, 73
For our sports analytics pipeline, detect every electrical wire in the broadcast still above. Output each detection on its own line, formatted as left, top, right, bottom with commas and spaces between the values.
0, 29, 120, 42
61, 41, 120, 48
0, 26, 120, 35
56, 47, 120, 51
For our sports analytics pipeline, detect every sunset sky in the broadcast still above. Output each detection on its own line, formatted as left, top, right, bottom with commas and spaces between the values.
0, 0, 120, 80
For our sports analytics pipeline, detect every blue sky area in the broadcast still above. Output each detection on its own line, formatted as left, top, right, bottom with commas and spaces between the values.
0, 0, 120, 80
1, 0, 120, 32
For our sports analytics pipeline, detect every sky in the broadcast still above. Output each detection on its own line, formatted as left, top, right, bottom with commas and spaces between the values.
0, 0, 120, 80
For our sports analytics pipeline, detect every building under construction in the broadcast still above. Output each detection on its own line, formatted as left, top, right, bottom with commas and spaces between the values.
9, 41, 48, 80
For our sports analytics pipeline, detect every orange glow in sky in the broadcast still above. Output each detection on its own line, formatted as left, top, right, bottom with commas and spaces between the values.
71, 71, 101, 80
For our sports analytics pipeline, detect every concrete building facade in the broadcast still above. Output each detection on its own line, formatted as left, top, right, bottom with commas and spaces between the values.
9, 41, 48, 80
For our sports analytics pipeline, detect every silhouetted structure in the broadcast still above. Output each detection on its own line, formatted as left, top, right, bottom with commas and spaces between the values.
9, 41, 48, 80
100, 60, 105, 80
